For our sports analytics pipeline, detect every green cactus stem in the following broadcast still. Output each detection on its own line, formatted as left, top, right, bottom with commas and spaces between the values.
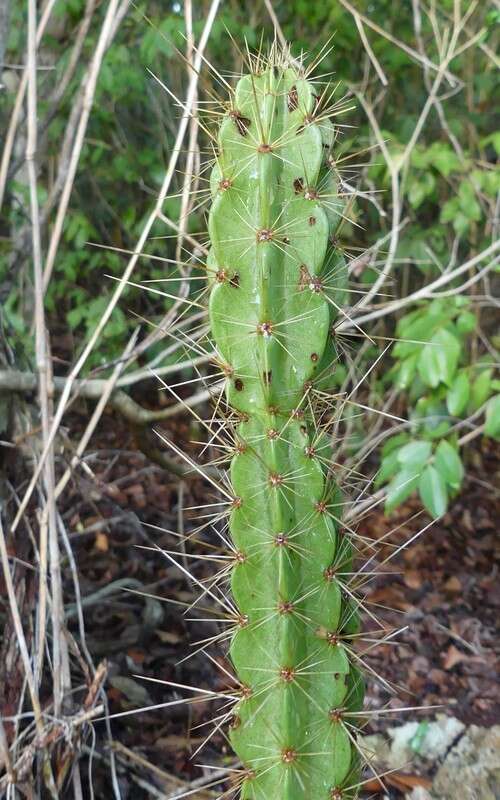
207, 48, 364, 799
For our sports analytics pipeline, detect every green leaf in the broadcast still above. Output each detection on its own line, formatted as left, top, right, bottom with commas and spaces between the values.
418, 328, 460, 388
480, 132, 500, 155
426, 142, 462, 177
381, 432, 410, 458
470, 369, 492, 411
375, 450, 400, 487
66, 307, 84, 330
458, 180, 482, 222
407, 172, 436, 208
419, 465, 448, 517
484, 395, 500, 439
396, 353, 418, 390
385, 468, 420, 513
446, 372, 470, 416
434, 440, 464, 490
456, 311, 476, 334
396, 440, 432, 471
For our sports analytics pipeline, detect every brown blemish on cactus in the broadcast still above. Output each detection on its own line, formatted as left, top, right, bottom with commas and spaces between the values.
287, 85, 298, 111
310, 352, 318, 362
298, 264, 311, 290
234, 378, 244, 391
229, 272, 240, 288
282, 235, 290, 244
281, 748, 298, 764
230, 109, 251, 136
274, 533, 289, 547
263, 370, 272, 385
293, 177, 304, 194
308, 215, 316, 226
279, 666, 295, 682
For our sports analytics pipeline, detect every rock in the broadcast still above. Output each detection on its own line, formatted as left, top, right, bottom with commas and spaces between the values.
406, 789, 433, 800
391, 715, 465, 762
433, 725, 500, 800
369, 715, 465, 770
360, 732, 391, 766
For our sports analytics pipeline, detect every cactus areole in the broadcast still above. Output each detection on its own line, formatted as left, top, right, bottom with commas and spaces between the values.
207, 51, 364, 798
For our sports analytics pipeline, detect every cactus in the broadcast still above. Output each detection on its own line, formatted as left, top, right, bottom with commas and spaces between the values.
205, 46, 365, 799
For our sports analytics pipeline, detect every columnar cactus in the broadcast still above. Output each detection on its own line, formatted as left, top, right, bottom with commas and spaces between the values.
207, 48, 364, 799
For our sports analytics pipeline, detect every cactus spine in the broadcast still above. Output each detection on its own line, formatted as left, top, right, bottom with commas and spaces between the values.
207, 47, 364, 799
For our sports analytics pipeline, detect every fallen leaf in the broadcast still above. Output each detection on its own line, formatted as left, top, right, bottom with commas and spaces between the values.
444, 575, 462, 592
361, 772, 432, 793
95, 532, 109, 552
442, 644, 468, 670
404, 569, 423, 589
156, 629, 183, 644
388, 772, 433, 790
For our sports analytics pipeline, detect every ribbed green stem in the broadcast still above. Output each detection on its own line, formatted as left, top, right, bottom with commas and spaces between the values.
207, 53, 364, 799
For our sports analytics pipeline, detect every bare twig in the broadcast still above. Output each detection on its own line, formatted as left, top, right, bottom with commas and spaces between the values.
338, 0, 461, 86
0, 0, 58, 211
10, 0, 221, 536
42, 0, 126, 290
